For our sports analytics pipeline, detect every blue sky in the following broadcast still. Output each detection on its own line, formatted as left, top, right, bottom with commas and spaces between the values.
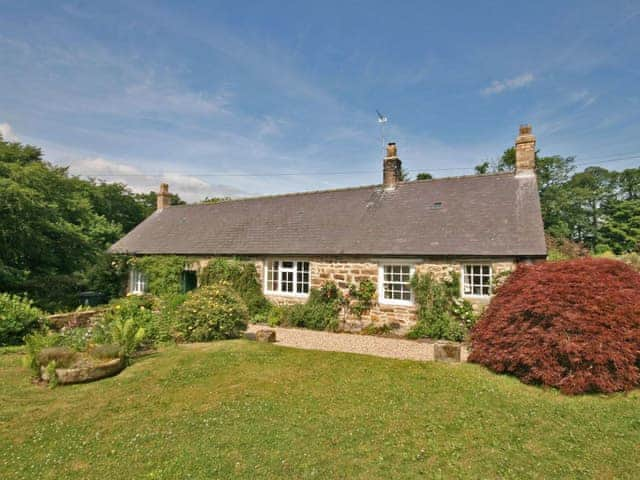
1, 1, 639, 201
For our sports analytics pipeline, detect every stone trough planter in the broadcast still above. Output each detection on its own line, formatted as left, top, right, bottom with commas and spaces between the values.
40, 357, 126, 385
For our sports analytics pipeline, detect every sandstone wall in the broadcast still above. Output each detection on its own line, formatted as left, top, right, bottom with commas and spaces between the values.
250, 256, 516, 335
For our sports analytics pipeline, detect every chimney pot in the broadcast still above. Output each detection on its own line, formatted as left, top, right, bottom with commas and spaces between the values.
157, 183, 171, 210
515, 124, 536, 176
383, 142, 402, 190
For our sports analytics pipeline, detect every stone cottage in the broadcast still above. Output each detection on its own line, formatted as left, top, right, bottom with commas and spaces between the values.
109, 125, 546, 333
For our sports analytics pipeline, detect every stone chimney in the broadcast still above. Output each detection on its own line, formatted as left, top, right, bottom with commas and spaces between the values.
515, 124, 536, 176
157, 183, 171, 210
383, 142, 402, 190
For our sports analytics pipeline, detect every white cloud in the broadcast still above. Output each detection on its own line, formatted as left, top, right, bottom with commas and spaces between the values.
122, 83, 232, 116
568, 89, 597, 108
66, 156, 249, 202
0, 122, 18, 141
482, 73, 535, 96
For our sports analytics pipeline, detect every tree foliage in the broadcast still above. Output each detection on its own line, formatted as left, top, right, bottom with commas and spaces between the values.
475, 146, 640, 254
0, 135, 182, 311
470, 258, 640, 394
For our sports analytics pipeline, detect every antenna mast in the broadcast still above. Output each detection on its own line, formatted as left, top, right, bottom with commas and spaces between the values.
376, 110, 388, 151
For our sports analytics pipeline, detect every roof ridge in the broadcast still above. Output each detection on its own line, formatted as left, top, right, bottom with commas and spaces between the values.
166, 172, 516, 209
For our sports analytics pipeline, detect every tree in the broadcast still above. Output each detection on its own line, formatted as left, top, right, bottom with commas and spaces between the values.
134, 191, 185, 217
599, 200, 640, 254
618, 168, 640, 200
416, 172, 433, 180
495, 147, 516, 172
0, 136, 179, 311
474, 162, 490, 175
566, 167, 617, 248
397, 166, 411, 182
473, 148, 518, 175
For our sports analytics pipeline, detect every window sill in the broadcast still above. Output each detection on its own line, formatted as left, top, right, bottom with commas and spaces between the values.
462, 295, 491, 302
264, 291, 309, 299
379, 299, 414, 307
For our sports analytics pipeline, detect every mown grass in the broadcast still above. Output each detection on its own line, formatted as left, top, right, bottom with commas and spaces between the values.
1, 341, 639, 479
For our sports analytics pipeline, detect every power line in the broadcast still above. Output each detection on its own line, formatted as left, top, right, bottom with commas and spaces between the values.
71, 153, 640, 178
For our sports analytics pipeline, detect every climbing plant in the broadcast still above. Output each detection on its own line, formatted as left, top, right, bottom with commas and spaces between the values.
408, 271, 476, 342
131, 256, 196, 297
347, 279, 377, 318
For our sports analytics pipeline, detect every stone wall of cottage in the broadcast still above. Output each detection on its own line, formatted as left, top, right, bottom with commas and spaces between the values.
248, 256, 516, 335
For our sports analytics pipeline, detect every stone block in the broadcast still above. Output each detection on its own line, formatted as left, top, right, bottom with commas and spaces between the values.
434, 341, 461, 362
255, 329, 276, 343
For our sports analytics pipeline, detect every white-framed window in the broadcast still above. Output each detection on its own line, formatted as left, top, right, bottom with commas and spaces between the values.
378, 264, 415, 305
129, 268, 147, 295
264, 260, 310, 296
461, 264, 492, 297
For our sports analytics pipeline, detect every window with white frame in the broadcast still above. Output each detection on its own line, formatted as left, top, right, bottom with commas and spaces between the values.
129, 268, 147, 295
462, 264, 492, 297
379, 264, 414, 305
264, 260, 310, 295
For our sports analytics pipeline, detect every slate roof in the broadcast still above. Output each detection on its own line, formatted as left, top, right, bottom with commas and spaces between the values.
109, 173, 547, 258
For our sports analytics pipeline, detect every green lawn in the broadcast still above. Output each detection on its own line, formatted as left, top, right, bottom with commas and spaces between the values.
1, 341, 639, 479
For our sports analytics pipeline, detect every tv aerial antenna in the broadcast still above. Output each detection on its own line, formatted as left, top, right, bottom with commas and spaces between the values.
376, 110, 388, 150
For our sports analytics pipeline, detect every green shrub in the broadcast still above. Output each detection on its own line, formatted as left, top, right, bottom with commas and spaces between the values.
275, 282, 344, 331
98, 295, 157, 345
0, 293, 44, 346
408, 272, 476, 342
58, 327, 91, 351
89, 344, 122, 360
36, 347, 76, 368
110, 318, 145, 358
23, 332, 64, 375
174, 284, 249, 342
266, 305, 286, 327
154, 293, 187, 342
361, 323, 392, 336
284, 302, 340, 330
45, 361, 58, 389
200, 258, 270, 319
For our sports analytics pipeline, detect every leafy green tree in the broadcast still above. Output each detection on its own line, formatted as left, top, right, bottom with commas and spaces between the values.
599, 200, 640, 253
416, 172, 433, 180
618, 168, 640, 200
134, 191, 185, 217
474, 162, 490, 175
0, 136, 181, 310
397, 166, 411, 182
566, 167, 617, 248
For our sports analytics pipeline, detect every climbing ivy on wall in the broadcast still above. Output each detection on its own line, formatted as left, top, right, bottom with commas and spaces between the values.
131, 256, 196, 297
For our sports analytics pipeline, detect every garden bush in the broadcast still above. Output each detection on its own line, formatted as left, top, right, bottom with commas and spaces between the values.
174, 283, 249, 342
0, 293, 44, 346
469, 258, 640, 395
408, 272, 476, 342
110, 318, 145, 359
272, 282, 343, 331
200, 258, 270, 319
97, 295, 159, 345
24, 332, 65, 375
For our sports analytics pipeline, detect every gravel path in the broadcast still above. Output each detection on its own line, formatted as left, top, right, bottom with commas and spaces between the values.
246, 324, 435, 362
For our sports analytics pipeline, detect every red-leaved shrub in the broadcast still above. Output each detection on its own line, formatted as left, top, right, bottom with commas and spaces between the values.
469, 258, 640, 395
